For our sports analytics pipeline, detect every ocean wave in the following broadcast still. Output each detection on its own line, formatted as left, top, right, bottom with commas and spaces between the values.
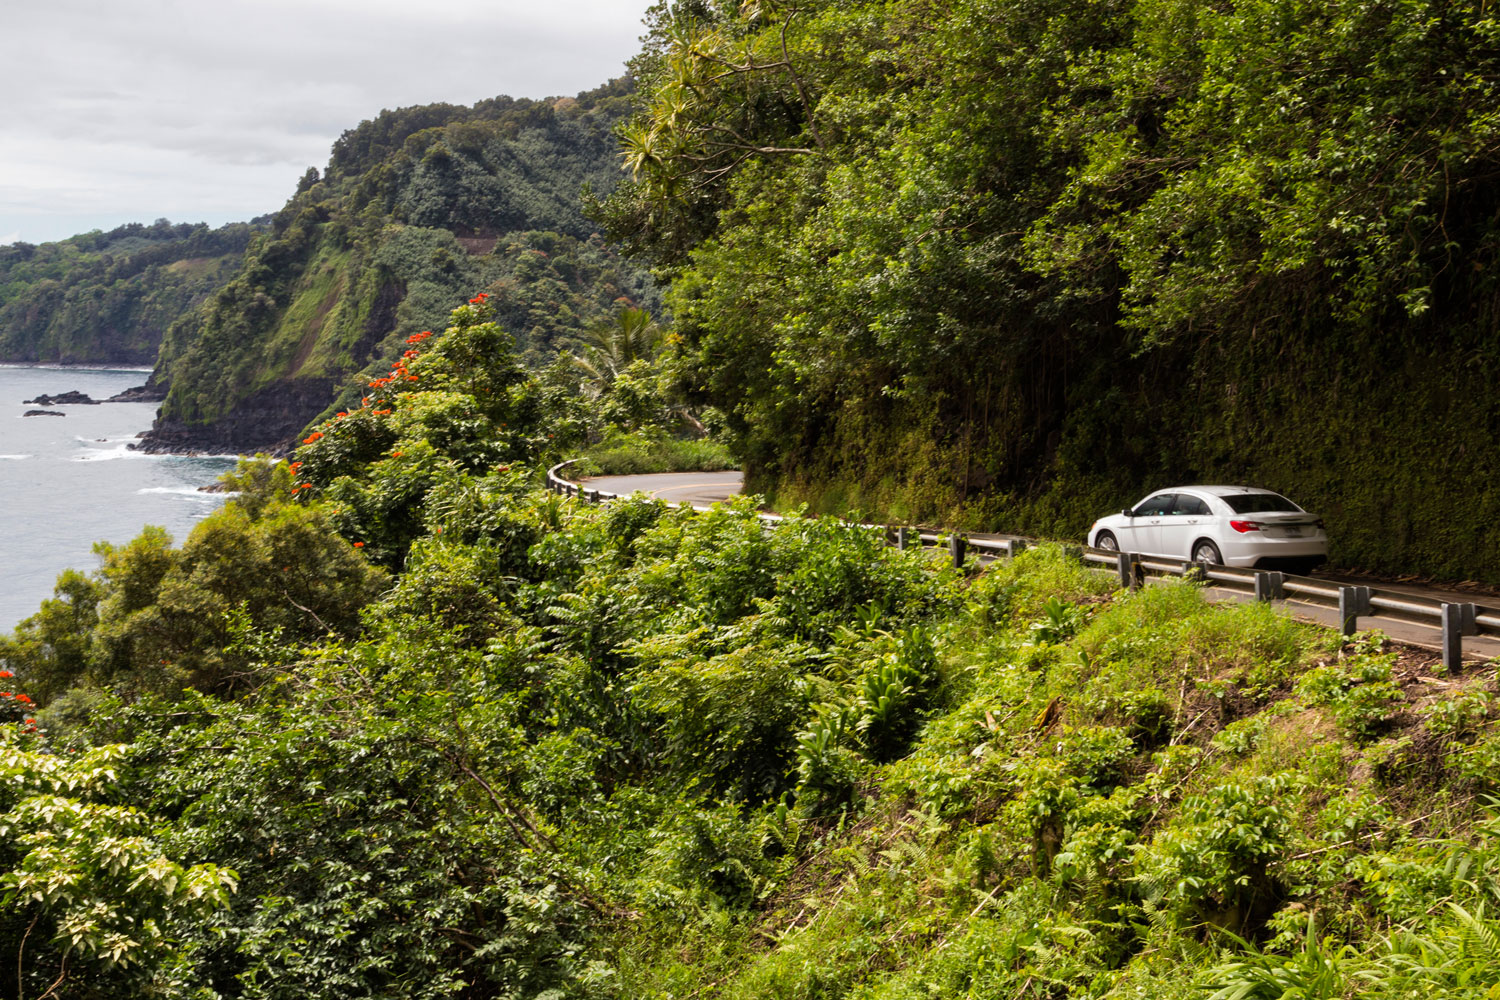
0, 454, 31, 460
71, 444, 154, 462
75, 435, 139, 444
136, 486, 232, 498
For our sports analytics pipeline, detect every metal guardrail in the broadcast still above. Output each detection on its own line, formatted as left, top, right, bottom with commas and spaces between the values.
545, 461, 1497, 668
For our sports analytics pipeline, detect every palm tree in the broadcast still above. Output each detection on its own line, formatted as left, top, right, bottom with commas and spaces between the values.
572, 307, 661, 392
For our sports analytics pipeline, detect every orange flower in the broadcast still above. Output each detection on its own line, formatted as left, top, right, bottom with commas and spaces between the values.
289, 461, 302, 472
354, 541, 364, 548
0, 671, 11, 679
15, 694, 30, 705
469, 292, 489, 303
304, 431, 324, 444
336, 411, 347, 419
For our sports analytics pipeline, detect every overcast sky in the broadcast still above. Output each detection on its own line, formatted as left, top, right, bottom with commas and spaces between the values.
0, 0, 655, 246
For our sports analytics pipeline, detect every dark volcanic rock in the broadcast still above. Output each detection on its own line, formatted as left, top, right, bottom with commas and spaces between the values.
23, 390, 99, 406
24, 409, 65, 417
105, 383, 168, 403
134, 377, 337, 456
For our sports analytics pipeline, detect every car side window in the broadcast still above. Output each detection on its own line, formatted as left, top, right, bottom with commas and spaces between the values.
1132, 493, 1175, 517
1174, 495, 1209, 516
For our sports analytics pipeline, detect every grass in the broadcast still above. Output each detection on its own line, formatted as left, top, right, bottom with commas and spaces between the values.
576, 429, 736, 477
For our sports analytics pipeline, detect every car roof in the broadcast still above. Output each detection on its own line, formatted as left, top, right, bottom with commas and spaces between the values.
1155, 485, 1284, 498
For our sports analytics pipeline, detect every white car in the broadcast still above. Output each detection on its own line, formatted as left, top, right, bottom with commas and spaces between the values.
1087, 486, 1328, 574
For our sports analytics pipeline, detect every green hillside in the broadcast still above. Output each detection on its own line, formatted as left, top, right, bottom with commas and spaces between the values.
4, 296, 1500, 998
0, 219, 260, 364
141, 80, 657, 454
605, 0, 1500, 582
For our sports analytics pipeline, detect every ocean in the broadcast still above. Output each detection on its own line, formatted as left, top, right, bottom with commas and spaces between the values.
0, 366, 237, 633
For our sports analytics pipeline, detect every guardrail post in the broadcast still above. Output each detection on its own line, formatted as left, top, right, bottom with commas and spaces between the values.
949, 534, 967, 569
1338, 585, 1372, 636
896, 526, 910, 551
1254, 571, 1285, 602
585, 487, 599, 504
1116, 552, 1140, 590
1441, 602, 1479, 671
1010, 539, 1028, 559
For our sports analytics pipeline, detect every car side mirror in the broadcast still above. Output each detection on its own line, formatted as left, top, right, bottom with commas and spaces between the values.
1121, 509, 1133, 518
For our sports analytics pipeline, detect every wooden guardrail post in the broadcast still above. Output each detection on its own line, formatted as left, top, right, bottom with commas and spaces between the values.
1116, 552, 1140, 590
1442, 602, 1478, 670
949, 534, 967, 569
1338, 585, 1372, 636
1254, 571, 1285, 602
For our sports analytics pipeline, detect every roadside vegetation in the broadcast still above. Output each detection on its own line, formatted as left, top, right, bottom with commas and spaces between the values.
2, 298, 1499, 998
604, 0, 1500, 582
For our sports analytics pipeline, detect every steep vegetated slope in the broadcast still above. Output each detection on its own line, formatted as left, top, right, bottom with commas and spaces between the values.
0, 219, 261, 364
141, 79, 656, 454
5, 298, 1500, 998
606, 0, 1500, 581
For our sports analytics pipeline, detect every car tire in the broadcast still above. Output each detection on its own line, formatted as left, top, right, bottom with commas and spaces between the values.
1095, 531, 1118, 552
1192, 540, 1223, 565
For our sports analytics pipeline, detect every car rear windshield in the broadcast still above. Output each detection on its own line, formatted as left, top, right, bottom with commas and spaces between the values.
1223, 493, 1301, 514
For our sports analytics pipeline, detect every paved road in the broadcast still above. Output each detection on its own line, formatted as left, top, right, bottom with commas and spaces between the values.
582, 471, 744, 508
577, 470, 1500, 662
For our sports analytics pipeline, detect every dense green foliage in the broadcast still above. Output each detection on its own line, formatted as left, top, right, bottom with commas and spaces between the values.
144, 80, 660, 454
606, 0, 1500, 580
0, 219, 260, 363
3, 295, 1500, 997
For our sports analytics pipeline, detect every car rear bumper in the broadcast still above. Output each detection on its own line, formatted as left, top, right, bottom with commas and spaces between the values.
1221, 537, 1328, 568
1251, 554, 1328, 571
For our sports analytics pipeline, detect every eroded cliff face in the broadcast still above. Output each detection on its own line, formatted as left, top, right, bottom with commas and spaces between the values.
135, 378, 335, 455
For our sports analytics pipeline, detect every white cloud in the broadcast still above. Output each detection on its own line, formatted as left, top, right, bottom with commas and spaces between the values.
0, 0, 653, 244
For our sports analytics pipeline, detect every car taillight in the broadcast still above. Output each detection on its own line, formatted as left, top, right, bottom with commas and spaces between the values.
1229, 519, 1262, 533
1313, 519, 1325, 530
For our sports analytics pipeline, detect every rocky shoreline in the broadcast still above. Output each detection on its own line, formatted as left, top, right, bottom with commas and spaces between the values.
131, 377, 334, 458
21, 384, 169, 409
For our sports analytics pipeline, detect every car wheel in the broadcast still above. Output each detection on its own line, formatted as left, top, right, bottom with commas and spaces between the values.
1095, 531, 1118, 552
1192, 540, 1222, 565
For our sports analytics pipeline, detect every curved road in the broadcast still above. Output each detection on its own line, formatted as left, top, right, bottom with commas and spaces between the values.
579, 470, 1500, 663
582, 471, 744, 509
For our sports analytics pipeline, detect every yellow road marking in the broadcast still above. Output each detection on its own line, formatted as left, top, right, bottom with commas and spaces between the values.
648, 480, 742, 499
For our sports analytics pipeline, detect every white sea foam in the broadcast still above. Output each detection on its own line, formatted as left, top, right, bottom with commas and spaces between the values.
75, 435, 139, 444
0, 453, 31, 460
72, 444, 154, 462
136, 486, 229, 498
